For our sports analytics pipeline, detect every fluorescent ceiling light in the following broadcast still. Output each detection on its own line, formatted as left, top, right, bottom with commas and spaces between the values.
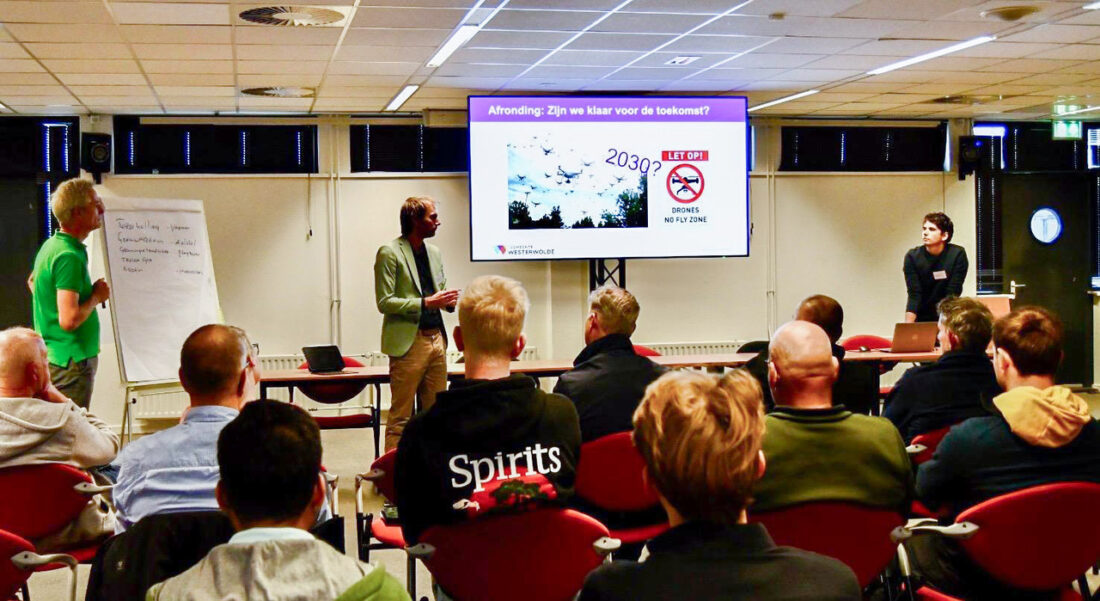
384, 84, 419, 112
867, 36, 996, 75
1056, 104, 1100, 116
0, 101, 11, 113
426, 24, 480, 68
1084, 2, 1100, 9
747, 89, 820, 113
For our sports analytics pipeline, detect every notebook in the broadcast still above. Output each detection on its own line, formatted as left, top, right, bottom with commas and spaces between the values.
886, 322, 939, 353
302, 345, 347, 374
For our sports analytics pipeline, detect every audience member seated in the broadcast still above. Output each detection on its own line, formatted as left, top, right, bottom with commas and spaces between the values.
752, 321, 912, 514
553, 285, 666, 443
908, 306, 1100, 600
0, 326, 119, 550
884, 296, 1000, 442
112, 324, 331, 532
395, 275, 581, 545
146, 400, 407, 601
746, 295, 875, 413
578, 370, 860, 601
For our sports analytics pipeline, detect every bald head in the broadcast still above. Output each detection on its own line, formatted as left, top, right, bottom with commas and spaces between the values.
0, 327, 49, 395
179, 324, 253, 402
768, 321, 839, 408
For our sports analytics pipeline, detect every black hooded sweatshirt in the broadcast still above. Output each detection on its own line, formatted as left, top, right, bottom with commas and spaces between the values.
394, 374, 581, 544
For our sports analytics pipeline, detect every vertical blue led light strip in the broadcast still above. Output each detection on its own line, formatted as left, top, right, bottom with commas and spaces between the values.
185, 131, 192, 167
128, 131, 136, 166
43, 180, 52, 237
43, 125, 51, 172
240, 130, 248, 167
296, 130, 303, 166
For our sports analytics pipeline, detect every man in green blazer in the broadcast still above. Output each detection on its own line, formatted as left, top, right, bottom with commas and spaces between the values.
374, 197, 459, 451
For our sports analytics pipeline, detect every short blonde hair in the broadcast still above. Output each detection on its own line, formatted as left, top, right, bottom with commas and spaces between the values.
458, 275, 529, 358
400, 196, 435, 236
588, 285, 640, 336
632, 369, 765, 524
0, 327, 46, 382
50, 178, 95, 226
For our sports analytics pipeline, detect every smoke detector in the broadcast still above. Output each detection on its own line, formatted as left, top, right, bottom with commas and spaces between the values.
980, 5, 1040, 21
238, 6, 346, 26
241, 86, 316, 98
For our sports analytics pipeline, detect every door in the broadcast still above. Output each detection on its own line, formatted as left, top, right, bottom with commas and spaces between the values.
1000, 173, 1092, 386
0, 178, 44, 330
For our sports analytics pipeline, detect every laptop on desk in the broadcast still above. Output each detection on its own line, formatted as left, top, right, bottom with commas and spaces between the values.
884, 322, 939, 353
302, 345, 348, 374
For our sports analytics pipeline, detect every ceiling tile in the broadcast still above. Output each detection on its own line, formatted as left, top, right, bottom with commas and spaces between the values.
25, 43, 131, 59
0, 84, 68, 95
1005, 73, 1097, 86
133, 44, 232, 60
335, 45, 434, 62
237, 45, 334, 61
894, 82, 980, 95
0, 1, 112, 24
161, 96, 237, 107
235, 27, 341, 45
467, 30, 574, 49
69, 85, 151, 96
41, 59, 142, 73
0, 43, 30, 59
624, 53, 732, 69
237, 96, 313, 108
521, 64, 618, 79
733, 0, 864, 18
316, 85, 398, 98
154, 86, 236, 97
237, 74, 321, 87
424, 75, 510, 89
121, 25, 230, 44
885, 20, 1008, 40
3, 23, 122, 42
721, 52, 819, 69
803, 54, 904, 70
143, 60, 233, 74
351, 7, 466, 29
700, 15, 906, 38
564, 33, 676, 51
1005, 25, 1100, 44
1056, 61, 1100, 74
148, 73, 236, 86
768, 68, 861, 82
977, 58, 1083, 73
326, 61, 422, 76
658, 34, 777, 54
323, 74, 409, 86
237, 61, 328, 74
952, 42, 1062, 59
765, 36, 869, 54
343, 28, 451, 46
432, 62, 528, 77
1029, 44, 1100, 61
58, 73, 147, 85
591, 12, 713, 34
487, 9, 601, 31
934, 71, 1029, 84
111, 2, 228, 25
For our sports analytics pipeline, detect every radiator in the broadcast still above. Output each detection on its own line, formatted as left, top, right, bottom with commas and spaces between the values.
638, 341, 747, 355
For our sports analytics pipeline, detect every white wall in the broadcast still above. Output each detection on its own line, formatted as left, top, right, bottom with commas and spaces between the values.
79, 118, 978, 431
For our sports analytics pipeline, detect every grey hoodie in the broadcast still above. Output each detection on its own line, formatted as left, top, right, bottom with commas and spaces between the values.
0, 397, 119, 469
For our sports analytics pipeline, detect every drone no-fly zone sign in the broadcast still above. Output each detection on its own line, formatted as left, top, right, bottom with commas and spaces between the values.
666, 163, 704, 204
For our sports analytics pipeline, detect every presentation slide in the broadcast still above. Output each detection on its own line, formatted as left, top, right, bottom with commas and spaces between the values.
468, 95, 749, 261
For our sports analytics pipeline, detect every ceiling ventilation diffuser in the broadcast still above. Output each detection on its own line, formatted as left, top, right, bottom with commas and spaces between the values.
238, 6, 345, 26
241, 86, 316, 98
932, 95, 1012, 105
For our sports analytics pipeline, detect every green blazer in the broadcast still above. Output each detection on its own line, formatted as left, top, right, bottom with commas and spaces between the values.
374, 237, 448, 357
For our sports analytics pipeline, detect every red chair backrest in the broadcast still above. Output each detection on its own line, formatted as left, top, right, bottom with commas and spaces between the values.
954, 482, 1100, 590
575, 432, 660, 512
751, 502, 904, 588
841, 335, 892, 351
0, 529, 34, 600
295, 356, 367, 404
420, 508, 609, 601
632, 345, 660, 357
0, 464, 93, 540
370, 450, 398, 503
909, 425, 952, 465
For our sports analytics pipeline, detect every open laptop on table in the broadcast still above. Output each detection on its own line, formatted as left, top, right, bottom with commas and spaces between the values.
880, 322, 939, 353
302, 345, 349, 374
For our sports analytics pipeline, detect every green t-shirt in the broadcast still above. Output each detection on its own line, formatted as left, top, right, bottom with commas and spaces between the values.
32, 231, 100, 366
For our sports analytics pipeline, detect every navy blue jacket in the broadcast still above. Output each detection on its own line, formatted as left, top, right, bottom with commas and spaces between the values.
883, 350, 1000, 442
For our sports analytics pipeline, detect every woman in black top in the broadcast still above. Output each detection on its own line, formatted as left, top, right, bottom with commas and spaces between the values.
904, 212, 967, 323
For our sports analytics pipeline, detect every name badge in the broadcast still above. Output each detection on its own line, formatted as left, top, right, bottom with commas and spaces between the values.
933, 270, 948, 280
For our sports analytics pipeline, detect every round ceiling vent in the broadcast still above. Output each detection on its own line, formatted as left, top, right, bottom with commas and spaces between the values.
932, 94, 1011, 105
980, 5, 1040, 21
239, 6, 345, 26
241, 86, 316, 98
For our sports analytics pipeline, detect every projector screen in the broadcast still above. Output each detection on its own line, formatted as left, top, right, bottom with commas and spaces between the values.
468, 95, 749, 261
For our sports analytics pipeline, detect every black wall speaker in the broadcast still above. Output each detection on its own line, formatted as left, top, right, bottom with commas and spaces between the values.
958, 135, 995, 181
81, 133, 111, 183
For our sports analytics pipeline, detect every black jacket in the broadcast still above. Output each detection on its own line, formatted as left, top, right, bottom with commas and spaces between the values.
579, 522, 860, 601
553, 334, 667, 442
745, 343, 878, 415
903, 243, 968, 322
394, 374, 581, 544
883, 350, 1000, 442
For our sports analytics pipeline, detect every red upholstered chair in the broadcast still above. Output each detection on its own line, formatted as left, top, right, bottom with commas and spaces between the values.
0, 464, 111, 564
905, 425, 952, 467
407, 508, 618, 601
841, 334, 897, 398
1, 529, 78, 601
574, 432, 669, 548
750, 502, 905, 589
896, 482, 1100, 600
632, 344, 660, 357
294, 356, 380, 458
354, 450, 417, 596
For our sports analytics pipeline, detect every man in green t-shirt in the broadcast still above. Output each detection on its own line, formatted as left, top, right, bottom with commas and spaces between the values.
29, 178, 110, 409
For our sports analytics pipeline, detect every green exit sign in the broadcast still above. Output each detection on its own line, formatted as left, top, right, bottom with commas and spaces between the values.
1052, 120, 1083, 139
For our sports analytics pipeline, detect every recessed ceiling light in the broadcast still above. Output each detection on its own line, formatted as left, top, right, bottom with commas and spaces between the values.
1055, 104, 1100, 116
665, 56, 701, 65
867, 36, 996, 75
385, 84, 419, 112
426, 24, 480, 68
1084, 2, 1100, 9
747, 89, 820, 113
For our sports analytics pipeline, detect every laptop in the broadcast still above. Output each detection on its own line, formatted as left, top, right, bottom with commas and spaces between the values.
302, 345, 348, 374
886, 322, 939, 353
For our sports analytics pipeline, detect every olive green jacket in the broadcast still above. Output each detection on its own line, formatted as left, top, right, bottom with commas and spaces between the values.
374, 237, 447, 357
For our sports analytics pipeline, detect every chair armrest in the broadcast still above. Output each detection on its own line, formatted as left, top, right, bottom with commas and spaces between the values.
593, 537, 621, 557
354, 474, 367, 515
905, 443, 927, 456
324, 472, 339, 515
406, 543, 435, 560
360, 469, 385, 482
74, 482, 113, 495
893, 520, 978, 541
11, 550, 78, 570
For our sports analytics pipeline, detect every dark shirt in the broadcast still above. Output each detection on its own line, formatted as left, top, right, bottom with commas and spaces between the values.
916, 415, 1100, 517
578, 521, 860, 601
412, 243, 444, 331
552, 334, 667, 442
883, 350, 1000, 443
394, 375, 581, 544
903, 243, 968, 322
